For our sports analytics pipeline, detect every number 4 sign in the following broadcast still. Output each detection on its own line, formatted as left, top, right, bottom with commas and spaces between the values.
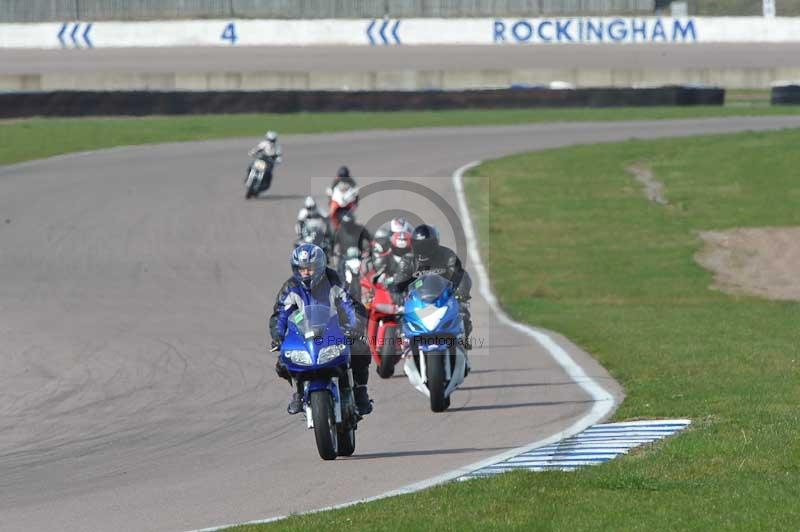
221, 22, 238, 44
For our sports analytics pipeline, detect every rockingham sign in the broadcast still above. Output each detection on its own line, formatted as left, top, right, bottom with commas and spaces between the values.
493, 18, 697, 44
1, 17, 800, 48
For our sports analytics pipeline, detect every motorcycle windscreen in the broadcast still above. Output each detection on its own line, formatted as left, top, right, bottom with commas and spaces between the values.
288, 305, 335, 339
408, 273, 451, 305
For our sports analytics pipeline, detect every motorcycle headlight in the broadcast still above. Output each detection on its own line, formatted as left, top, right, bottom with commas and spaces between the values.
318, 344, 346, 364
286, 350, 313, 365
417, 305, 448, 331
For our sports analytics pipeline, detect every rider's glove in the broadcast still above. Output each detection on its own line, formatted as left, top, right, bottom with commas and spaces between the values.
342, 329, 365, 343
270, 338, 282, 352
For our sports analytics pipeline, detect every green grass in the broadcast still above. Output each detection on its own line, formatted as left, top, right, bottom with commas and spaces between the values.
229, 129, 800, 531
3, 105, 800, 167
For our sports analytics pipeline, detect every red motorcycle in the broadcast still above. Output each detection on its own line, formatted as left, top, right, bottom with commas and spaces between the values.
361, 273, 403, 379
328, 182, 359, 230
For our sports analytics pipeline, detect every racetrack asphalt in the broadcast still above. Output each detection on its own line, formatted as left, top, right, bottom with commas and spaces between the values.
2, 116, 800, 532
3, 43, 800, 74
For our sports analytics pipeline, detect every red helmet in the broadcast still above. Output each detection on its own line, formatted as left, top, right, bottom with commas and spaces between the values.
390, 230, 412, 256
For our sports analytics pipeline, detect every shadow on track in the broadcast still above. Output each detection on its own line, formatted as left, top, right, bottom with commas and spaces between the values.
449, 399, 594, 412
252, 193, 308, 201
346, 446, 509, 460
459, 382, 574, 391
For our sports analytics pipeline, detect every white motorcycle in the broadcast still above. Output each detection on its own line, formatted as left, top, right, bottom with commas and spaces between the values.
245, 156, 275, 199
401, 274, 468, 412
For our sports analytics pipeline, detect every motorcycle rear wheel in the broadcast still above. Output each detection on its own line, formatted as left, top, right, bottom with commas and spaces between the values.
377, 327, 398, 379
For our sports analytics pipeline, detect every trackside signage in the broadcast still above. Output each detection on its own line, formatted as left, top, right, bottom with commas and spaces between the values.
2, 17, 800, 48
493, 18, 697, 43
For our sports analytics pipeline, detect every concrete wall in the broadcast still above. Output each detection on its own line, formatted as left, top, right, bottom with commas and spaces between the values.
1, 67, 797, 91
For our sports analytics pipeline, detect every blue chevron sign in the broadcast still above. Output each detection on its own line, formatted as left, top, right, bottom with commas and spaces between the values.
366, 19, 401, 45
58, 22, 94, 48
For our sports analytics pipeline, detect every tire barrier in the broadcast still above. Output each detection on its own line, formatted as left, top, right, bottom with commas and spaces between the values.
0, 86, 724, 119
771, 84, 800, 105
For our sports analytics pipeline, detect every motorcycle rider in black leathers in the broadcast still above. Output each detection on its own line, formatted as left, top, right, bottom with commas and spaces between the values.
332, 211, 371, 300
333, 212, 371, 266
390, 224, 473, 355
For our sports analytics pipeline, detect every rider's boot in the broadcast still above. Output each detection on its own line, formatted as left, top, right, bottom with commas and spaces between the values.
354, 385, 373, 415
287, 381, 303, 415
287, 392, 303, 415
352, 365, 373, 415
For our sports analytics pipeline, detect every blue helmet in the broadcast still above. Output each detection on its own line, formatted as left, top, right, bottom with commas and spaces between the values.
291, 243, 326, 289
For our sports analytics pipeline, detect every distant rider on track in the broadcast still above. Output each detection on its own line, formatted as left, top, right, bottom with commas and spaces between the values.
246, 130, 283, 194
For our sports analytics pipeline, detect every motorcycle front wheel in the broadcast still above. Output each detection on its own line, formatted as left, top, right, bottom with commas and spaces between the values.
426, 351, 447, 413
311, 391, 338, 460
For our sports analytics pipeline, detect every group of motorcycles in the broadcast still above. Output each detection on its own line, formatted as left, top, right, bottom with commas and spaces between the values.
246, 153, 469, 460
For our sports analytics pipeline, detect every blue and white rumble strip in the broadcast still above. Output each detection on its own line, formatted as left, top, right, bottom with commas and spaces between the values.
460, 419, 691, 479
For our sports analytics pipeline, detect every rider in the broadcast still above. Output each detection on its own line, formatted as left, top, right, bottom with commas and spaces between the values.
327, 166, 360, 230
391, 224, 473, 353
269, 244, 373, 416
331, 166, 357, 190
295, 196, 328, 238
333, 211, 371, 266
332, 212, 371, 301
387, 217, 414, 262
371, 217, 414, 288
296, 221, 333, 263
247, 130, 283, 193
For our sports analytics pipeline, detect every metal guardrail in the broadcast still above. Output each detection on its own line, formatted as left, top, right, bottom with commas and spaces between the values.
2, 0, 656, 23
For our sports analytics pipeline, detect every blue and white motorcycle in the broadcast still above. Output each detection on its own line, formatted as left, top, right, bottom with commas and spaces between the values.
402, 274, 468, 412
280, 304, 360, 460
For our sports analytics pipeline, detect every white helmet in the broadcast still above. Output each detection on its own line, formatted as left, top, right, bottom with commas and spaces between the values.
390, 216, 414, 234
265, 130, 278, 143
304, 196, 316, 210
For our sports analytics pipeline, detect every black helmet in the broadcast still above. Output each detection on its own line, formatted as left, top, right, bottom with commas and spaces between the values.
412, 224, 439, 262
337, 166, 350, 178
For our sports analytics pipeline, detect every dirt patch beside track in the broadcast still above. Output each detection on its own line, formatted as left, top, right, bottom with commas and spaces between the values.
695, 227, 800, 301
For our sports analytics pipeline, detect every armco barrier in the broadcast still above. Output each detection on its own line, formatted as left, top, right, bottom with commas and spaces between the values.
0, 86, 724, 119
771, 84, 800, 104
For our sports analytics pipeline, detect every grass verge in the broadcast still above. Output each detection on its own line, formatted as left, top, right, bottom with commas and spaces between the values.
3, 105, 800, 167
226, 129, 800, 531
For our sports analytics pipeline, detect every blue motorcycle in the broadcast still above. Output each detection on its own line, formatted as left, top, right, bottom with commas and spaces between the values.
402, 274, 468, 412
280, 304, 360, 460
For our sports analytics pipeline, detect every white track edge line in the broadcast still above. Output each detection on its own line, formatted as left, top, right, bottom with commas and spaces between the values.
187, 160, 619, 532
